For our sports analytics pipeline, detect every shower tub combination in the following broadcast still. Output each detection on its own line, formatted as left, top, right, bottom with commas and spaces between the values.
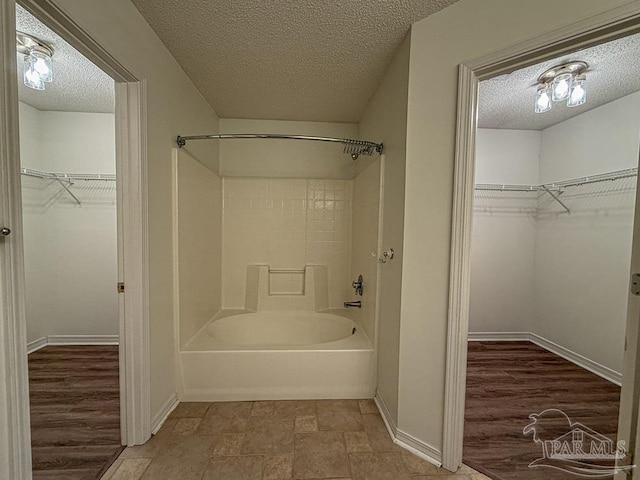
178, 265, 375, 401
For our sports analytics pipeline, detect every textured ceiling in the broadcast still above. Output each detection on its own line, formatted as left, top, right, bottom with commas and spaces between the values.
16, 5, 114, 113
131, 0, 458, 122
479, 32, 640, 130
22, 1, 634, 129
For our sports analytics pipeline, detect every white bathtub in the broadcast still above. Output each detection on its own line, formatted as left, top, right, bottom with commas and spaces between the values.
179, 310, 375, 401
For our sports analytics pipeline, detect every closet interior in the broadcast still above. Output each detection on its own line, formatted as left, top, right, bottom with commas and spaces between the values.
463, 32, 640, 480
17, 4, 122, 478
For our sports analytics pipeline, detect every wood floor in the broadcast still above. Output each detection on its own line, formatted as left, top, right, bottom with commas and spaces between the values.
28, 345, 123, 480
464, 341, 621, 480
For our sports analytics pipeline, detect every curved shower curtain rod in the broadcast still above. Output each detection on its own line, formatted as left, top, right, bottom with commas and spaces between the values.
176, 133, 384, 160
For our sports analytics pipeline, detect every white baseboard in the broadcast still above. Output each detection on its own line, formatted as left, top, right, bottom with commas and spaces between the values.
151, 392, 179, 435
374, 390, 442, 467
395, 430, 443, 467
528, 333, 622, 386
374, 391, 397, 437
27, 335, 119, 354
467, 332, 530, 342
47, 335, 119, 345
468, 331, 622, 386
27, 337, 47, 354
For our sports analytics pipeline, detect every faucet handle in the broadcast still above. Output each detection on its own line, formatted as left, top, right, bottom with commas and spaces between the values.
379, 248, 394, 264
352, 274, 363, 296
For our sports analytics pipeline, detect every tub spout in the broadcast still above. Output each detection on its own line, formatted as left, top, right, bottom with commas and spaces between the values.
344, 301, 361, 309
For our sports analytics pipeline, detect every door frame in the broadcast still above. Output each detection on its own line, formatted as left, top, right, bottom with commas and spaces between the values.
442, 2, 640, 472
0, 0, 150, 477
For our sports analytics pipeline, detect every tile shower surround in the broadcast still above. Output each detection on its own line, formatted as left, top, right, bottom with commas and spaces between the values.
102, 399, 490, 480
222, 178, 353, 310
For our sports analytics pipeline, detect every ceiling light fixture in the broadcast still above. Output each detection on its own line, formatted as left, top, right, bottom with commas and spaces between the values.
534, 61, 588, 113
16, 31, 54, 91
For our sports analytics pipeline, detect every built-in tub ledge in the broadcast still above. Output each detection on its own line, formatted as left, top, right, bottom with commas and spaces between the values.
183, 308, 370, 352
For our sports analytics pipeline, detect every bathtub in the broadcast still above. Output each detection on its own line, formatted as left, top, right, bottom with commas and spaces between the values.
179, 310, 375, 401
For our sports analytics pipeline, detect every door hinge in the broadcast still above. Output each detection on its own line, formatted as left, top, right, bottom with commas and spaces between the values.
117, 282, 125, 293
631, 273, 640, 296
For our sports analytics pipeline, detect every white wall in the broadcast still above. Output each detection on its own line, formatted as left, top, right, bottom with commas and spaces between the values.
474, 129, 540, 184
175, 149, 222, 347
17, 101, 39, 167
399, 0, 633, 458
350, 159, 382, 343
221, 177, 352, 310
539, 92, 640, 183
359, 33, 411, 424
470, 129, 540, 333
49, 0, 221, 421
20, 102, 118, 343
533, 92, 640, 374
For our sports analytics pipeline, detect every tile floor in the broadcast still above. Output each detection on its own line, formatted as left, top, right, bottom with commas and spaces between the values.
101, 399, 489, 480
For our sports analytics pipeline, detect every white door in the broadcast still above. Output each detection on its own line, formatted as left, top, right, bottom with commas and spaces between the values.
617, 162, 640, 477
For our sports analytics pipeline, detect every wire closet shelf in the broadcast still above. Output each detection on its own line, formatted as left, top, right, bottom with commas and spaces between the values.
21, 167, 116, 206
474, 167, 638, 214
21, 168, 116, 182
176, 133, 384, 160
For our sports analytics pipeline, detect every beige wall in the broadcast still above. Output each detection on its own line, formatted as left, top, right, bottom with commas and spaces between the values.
222, 178, 352, 310
350, 159, 382, 343
359, 34, 411, 423
51, 0, 221, 419
400, 0, 635, 455
175, 149, 222, 348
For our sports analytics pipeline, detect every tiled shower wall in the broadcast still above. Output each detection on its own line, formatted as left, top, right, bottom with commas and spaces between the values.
222, 178, 352, 309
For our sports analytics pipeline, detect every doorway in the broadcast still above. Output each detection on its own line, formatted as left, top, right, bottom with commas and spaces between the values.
17, 5, 122, 477
0, 0, 149, 478
464, 34, 639, 477
443, 6, 640, 477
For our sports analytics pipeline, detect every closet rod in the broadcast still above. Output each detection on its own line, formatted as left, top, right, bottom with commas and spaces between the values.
475, 184, 542, 192
475, 167, 637, 214
176, 133, 384, 160
21, 168, 116, 182
545, 167, 637, 189
474, 167, 638, 192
